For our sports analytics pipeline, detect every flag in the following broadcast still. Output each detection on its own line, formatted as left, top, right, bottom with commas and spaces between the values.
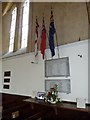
49, 10, 56, 57
40, 17, 46, 59
35, 16, 39, 63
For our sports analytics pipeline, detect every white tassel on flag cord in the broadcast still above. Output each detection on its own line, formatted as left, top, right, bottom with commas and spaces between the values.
31, 28, 41, 64
34, 27, 41, 63
34, 39, 38, 63
31, 39, 38, 64
31, 16, 39, 64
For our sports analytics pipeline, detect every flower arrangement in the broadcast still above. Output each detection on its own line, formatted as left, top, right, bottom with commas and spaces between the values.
45, 84, 61, 104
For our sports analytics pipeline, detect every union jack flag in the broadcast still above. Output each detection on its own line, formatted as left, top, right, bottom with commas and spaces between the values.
35, 16, 39, 63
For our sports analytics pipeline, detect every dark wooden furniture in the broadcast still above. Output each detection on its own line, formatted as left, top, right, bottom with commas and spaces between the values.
1, 93, 90, 120
24, 98, 90, 120
0, 93, 50, 120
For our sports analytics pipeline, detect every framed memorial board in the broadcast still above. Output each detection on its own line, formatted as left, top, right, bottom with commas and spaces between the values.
45, 79, 71, 94
45, 57, 70, 77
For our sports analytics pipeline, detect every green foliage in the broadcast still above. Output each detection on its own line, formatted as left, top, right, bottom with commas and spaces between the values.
45, 84, 61, 104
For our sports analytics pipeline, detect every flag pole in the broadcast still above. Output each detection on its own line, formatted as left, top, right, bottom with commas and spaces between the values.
47, 32, 53, 59
35, 16, 39, 63
44, 52, 47, 60
42, 14, 47, 60
51, 7, 54, 59
40, 14, 47, 60
48, 7, 56, 59
55, 31, 60, 58
52, 6, 60, 58
51, 6, 60, 58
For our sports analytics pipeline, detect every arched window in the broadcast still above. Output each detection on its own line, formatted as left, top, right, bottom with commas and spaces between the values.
21, 0, 29, 48
9, 7, 17, 52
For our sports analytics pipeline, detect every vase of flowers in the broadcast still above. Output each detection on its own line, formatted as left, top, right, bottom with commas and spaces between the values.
45, 84, 61, 104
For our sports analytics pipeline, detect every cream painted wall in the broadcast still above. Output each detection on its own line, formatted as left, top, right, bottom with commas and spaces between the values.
0, 2, 2, 55
30, 2, 89, 52
2, 7, 11, 54
0, 2, 2, 92
88, 40, 90, 103
2, 40, 88, 103
31, 2, 88, 46
2, 2, 89, 53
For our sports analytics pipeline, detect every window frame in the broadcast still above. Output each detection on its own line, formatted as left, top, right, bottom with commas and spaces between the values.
20, 0, 30, 49
9, 6, 17, 53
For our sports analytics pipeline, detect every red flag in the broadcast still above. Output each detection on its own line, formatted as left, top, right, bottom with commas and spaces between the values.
40, 17, 46, 59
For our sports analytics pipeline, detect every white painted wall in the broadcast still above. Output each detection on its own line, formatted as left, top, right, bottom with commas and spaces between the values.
2, 40, 88, 103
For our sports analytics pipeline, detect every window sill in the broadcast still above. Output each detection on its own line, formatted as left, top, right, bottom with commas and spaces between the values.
2, 47, 27, 59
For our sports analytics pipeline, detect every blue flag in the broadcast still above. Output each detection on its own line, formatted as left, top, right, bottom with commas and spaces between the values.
49, 10, 56, 57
